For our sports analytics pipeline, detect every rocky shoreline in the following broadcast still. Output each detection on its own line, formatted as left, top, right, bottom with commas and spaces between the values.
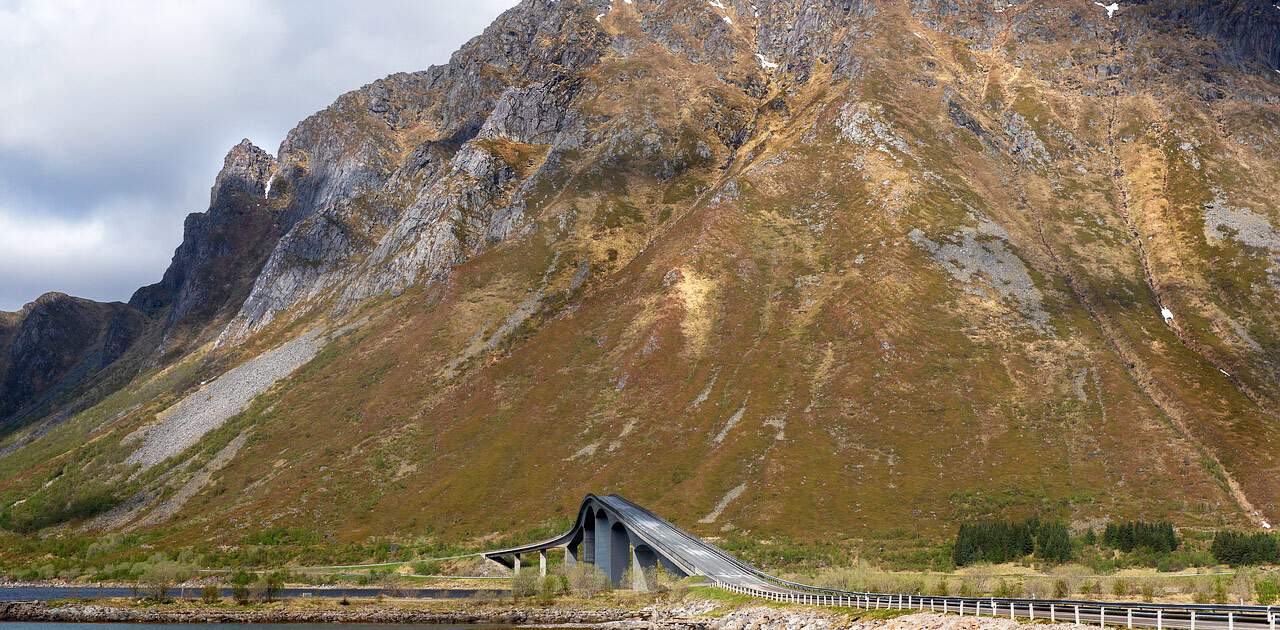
0, 600, 668, 626
0, 600, 1090, 629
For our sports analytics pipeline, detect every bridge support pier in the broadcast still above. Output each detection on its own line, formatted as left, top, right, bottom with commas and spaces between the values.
565, 544, 577, 567
539, 550, 547, 577
630, 547, 647, 592
514, 554, 522, 575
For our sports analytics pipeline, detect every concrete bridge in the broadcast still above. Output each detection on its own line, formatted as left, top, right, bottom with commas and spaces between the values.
485, 494, 1278, 630
483, 494, 735, 590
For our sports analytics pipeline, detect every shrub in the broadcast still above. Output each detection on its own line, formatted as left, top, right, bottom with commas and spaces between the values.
538, 575, 559, 602
1255, 576, 1278, 605
200, 585, 220, 604
0, 478, 120, 533
1213, 578, 1228, 604
1111, 578, 1129, 597
648, 565, 688, 601
1053, 579, 1069, 599
512, 570, 539, 599
411, 560, 442, 575
259, 570, 286, 602
1141, 582, 1155, 602
564, 563, 610, 598
231, 570, 254, 605
137, 561, 191, 601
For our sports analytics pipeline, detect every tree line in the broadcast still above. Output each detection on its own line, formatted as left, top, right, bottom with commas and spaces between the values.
1210, 530, 1280, 566
954, 517, 1280, 568
952, 518, 1071, 565
1102, 521, 1178, 553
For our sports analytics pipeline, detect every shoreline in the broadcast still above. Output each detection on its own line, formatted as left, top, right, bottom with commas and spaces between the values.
0, 600, 674, 626
0, 599, 1094, 629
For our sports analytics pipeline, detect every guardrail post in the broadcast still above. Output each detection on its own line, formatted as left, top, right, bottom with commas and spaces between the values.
1050, 603, 1056, 623
1075, 604, 1081, 625
1156, 609, 1162, 630
1190, 610, 1196, 630
1269, 609, 1275, 630
1126, 608, 1132, 628
959, 600, 964, 616
1229, 611, 1234, 630
1100, 606, 1106, 628
1010, 602, 1015, 620
1029, 603, 1035, 621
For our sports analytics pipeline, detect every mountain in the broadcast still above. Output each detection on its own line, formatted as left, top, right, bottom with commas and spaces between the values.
1, 0, 1278, 552
0, 294, 145, 431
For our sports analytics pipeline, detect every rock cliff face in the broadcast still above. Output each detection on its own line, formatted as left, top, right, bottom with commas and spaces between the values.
129, 139, 280, 354
0, 294, 146, 429
1, 0, 1279, 544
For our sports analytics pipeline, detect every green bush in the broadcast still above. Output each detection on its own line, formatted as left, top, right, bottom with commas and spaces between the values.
200, 585, 220, 604
563, 563, 610, 598
1213, 578, 1228, 604
512, 570, 539, 599
259, 570, 287, 602
538, 575, 559, 602
1255, 577, 1278, 605
0, 479, 121, 533
410, 560, 442, 575
137, 561, 191, 601
1112, 578, 1129, 597
231, 570, 254, 605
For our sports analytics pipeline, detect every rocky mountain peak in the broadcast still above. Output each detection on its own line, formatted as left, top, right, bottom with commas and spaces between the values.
212, 138, 276, 202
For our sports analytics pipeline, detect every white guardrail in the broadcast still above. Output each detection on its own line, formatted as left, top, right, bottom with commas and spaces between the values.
713, 580, 1278, 630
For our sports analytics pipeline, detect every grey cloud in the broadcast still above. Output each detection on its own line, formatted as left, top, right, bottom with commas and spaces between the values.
0, 0, 518, 310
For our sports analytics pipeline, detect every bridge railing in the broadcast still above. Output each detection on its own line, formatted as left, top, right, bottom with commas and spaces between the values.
712, 580, 1278, 630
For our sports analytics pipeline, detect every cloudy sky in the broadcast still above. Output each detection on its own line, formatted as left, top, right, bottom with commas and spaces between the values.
0, 0, 517, 311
